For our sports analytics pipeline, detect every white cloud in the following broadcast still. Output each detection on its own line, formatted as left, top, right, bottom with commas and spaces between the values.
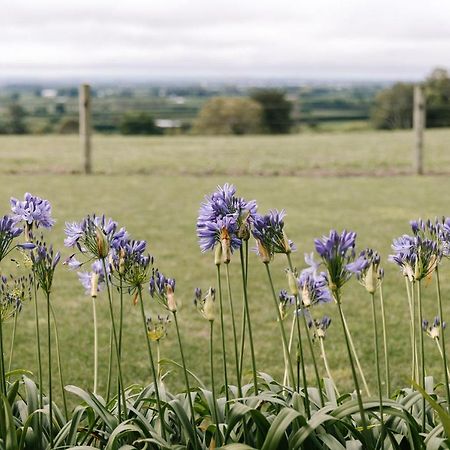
1, 0, 449, 81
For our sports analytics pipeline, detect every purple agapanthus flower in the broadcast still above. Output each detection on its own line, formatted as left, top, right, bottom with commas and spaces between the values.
197, 184, 258, 253
252, 209, 296, 261
0, 215, 23, 261
30, 240, 60, 295
350, 248, 384, 294
313, 229, 358, 293
389, 232, 440, 282
298, 270, 332, 307
64, 214, 124, 259
308, 315, 332, 340
149, 268, 177, 311
10, 193, 55, 230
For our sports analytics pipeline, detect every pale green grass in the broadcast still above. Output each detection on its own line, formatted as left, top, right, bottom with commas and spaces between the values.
1, 173, 450, 401
0, 128, 450, 176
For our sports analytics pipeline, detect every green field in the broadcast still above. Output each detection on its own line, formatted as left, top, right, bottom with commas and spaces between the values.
1, 129, 450, 401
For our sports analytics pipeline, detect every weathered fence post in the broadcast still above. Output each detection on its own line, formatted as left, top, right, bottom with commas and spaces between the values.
79, 84, 92, 174
413, 84, 425, 175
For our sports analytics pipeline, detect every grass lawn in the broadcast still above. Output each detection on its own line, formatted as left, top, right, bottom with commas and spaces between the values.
0, 130, 450, 402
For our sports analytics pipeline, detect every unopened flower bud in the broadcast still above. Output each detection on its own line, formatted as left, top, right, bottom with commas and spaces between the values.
90, 272, 99, 298
256, 239, 271, 264
204, 288, 215, 321
167, 284, 177, 312
119, 248, 126, 275
282, 231, 291, 254
220, 227, 231, 264
214, 245, 222, 266
95, 228, 109, 259
364, 264, 376, 294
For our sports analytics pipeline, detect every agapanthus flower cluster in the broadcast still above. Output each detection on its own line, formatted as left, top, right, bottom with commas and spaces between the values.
389, 231, 440, 282
422, 316, 446, 340
30, 240, 60, 295
278, 289, 295, 320
313, 230, 361, 294
297, 269, 332, 307
110, 239, 154, 291
194, 287, 215, 321
146, 315, 171, 342
149, 269, 177, 312
0, 274, 32, 322
0, 215, 27, 262
77, 260, 106, 297
308, 316, 332, 341
197, 184, 257, 263
252, 210, 296, 262
10, 193, 55, 235
64, 215, 126, 260
350, 248, 384, 294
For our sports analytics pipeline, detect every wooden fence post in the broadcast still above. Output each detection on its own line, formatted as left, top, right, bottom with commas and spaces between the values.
413, 84, 425, 175
79, 84, 92, 174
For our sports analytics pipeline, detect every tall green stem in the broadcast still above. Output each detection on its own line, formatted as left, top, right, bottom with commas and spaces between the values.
119, 277, 124, 358
137, 288, 166, 440
286, 254, 310, 416
173, 312, 199, 450
106, 328, 113, 402
417, 281, 426, 430
283, 314, 296, 387
302, 312, 325, 407
92, 297, 98, 394
319, 338, 339, 397
435, 268, 450, 411
8, 312, 18, 373
405, 278, 415, 384
50, 303, 68, 419
225, 263, 242, 397
340, 309, 371, 396
239, 246, 258, 393
210, 321, 221, 446
264, 263, 295, 390
379, 284, 391, 397
238, 243, 248, 387
216, 264, 229, 405
46, 292, 53, 449
102, 259, 127, 419
371, 292, 384, 443
435, 340, 450, 379
335, 292, 369, 439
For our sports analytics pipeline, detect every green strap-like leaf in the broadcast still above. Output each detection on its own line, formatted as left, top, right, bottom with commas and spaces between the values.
261, 407, 301, 450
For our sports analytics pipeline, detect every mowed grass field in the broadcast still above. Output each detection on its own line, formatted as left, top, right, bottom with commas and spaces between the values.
0, 129, 450, 402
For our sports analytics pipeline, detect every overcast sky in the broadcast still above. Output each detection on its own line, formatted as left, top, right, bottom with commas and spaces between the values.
1, 0, 449, 82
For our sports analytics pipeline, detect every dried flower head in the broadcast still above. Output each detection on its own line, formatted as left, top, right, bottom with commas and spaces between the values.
308, 316, 332, 341
194, 287, 216, 321
0, 274, 32, 322
146, 315, 171, 342
422, 316, 446, 340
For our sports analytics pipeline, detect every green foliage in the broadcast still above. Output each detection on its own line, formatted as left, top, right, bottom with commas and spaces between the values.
119, 112, 162, 135
193, 97, 263, 135
250, 89, 292, 134
6, 104, 28, 135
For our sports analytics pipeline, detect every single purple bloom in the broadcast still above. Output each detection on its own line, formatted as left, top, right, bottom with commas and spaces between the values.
10, 193, 55, 229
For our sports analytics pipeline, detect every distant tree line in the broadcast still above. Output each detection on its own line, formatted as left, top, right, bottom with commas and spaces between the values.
371, 68, 450, 129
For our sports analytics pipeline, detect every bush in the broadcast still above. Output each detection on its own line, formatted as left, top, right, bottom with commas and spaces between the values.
57, 117, 79, 134
193, 97, 263, 135
119, 112, 162, 135
250, 88, 293, 133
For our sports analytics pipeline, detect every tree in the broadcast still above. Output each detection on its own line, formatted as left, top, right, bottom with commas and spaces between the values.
250, 89, 292, 134
7, 103, 28, 134
193, 97, 263, 135
119, 112, 161, 135
425, 68, 450, 127
371, 83, 414, 130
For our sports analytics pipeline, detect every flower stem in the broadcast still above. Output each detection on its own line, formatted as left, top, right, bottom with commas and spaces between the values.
417, 281, 426, 430
264, 263, 296, 390
225, 263, 242, 397
46, 292, 53, 449
92, 297, 98, 395
302, 312, 325, 407
137, 287, 166, 440
8, 312, 18, 373
216, 264, 229, 406
106, 328, 113, 402
435, 268, 450, 411
379, 284, 391, 397
319, 338, 339, 397
119, 276, 124, 359
370, 292, 384, 441
435, 340, 450, 379
238, 242, 248, 388
173, 312, 199, 450
102, 259, 128, 419
239, 245, 258, 393
49, 303, 68, 419
284, 314, 296, 387
335, 294, 369, 439
340, 308, 371, 396
210, 321, 221, 446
